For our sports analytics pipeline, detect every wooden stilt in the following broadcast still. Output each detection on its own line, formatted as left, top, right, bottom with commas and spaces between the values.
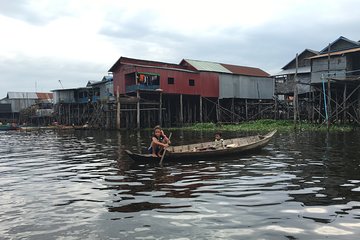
343, 83, 347, 123
245, 99, 248, 121
159, 92, 162, 125
180, 94, 183, 125
136, 90, 140, 129
275, 96, 278, 120
311, 91, 315, 123
327, 43, 331, 129
293, 53, 299, 128
167, 98, 171, 127
68, 104, 71, 125
116, 86, 121, 130
216, 98, 220, 122
231, 98, 235, 122
186, 97, 190, 123
199, 96, 203, 123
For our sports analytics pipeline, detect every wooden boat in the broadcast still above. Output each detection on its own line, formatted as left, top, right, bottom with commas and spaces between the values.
0, 125, 21, 131
125, 130, 277, 162
72, 125, 90, 130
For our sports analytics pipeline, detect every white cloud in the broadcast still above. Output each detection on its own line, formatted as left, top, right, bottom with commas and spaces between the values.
0, 0, 360, 97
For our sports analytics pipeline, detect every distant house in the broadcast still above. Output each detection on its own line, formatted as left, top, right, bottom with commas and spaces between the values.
53, 76, 114, 105
273, 49, 319, 99
274, 36, 360, 123
53, 86, 104, 104
86, 75, 114, 101
180, 59, 272, 100
109, 56, 272, 100
310, 36, 360, 84
0, 92, 53, 120
108, 56, 272, 125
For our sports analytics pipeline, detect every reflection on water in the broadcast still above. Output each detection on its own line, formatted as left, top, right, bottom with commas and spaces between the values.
1, 129, 360, 239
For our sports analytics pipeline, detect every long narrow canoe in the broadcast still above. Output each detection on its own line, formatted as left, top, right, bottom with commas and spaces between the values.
125, 130, 277, 162
0, 125, 21, 131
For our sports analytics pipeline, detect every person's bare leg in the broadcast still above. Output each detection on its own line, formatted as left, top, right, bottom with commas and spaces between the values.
151, 142, 157, 157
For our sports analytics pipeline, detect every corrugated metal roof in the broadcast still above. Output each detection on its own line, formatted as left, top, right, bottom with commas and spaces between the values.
7, 92, 38, 99
109, 56, 188, 72
221, 63, 270, 77
272, 66, 311, 76
282, 49, 319, 69
36, 93, 53, 99
183, 59, 269, 77
183, 59, 232, 73
102, 75, 113, 81
309, 47, 360, 59
7, 92, 53, 99
319, 36, 360, 54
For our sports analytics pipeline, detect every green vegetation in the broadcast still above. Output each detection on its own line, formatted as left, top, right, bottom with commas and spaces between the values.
173, 119, 354, 132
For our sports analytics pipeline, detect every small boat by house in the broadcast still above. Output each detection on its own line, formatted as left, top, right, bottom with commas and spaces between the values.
125, 130, 277, 162
0, 124, 21, 131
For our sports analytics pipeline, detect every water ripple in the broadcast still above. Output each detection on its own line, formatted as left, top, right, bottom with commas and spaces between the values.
1, 130, 360, 239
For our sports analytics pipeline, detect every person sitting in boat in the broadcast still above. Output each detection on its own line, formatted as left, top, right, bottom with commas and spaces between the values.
83, 122, 89, 128
213, 132, 225, 149
148, 125, 170, 157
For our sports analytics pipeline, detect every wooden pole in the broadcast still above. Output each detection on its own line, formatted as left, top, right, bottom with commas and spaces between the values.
358, 88, 360, 123
293, 53, 299, 128
179, 94, 183, 125
343, 83, 347, 123
159, 92, 162, 125
245, 99, 248, 121
231, 98, 235, 122
167, 98, 171, 127
311, 91, 315, 123
327, 43, 331, 130
116, 86, 121, 130
274, 96, 278, 120
199, 96, 203, 123
68, 104, 71, 125
335, 89, 339, 122
216, 98, 220, 122
159, 132, 172, 165
136, 90, 140, 129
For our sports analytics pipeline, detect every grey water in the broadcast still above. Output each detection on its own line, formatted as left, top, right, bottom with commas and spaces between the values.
1, 129, 360, 240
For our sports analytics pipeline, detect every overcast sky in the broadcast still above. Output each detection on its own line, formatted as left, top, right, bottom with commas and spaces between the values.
1, 0, 360, 97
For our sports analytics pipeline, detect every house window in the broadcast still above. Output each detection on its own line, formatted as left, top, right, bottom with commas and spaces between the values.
189, 79, 195, 86
168, 77, 174, 84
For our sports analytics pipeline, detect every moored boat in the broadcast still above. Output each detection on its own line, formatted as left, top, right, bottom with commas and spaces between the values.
125, 130, 277, 162
0, 124, 21, 131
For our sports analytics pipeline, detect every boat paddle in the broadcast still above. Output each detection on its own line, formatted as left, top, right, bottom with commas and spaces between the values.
159, 132, 172, 165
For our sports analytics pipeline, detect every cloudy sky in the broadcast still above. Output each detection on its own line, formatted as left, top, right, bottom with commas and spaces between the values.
1, 0, 359, 97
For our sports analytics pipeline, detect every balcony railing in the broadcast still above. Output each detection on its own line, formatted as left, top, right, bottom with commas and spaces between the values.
126, 84, 160, 93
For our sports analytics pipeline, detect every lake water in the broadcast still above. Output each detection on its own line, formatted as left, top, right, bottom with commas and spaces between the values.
1, 129, 360, 240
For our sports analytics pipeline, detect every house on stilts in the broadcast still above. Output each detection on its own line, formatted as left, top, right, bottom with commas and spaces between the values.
274, 36, 360, 124
109, 57, 273, 128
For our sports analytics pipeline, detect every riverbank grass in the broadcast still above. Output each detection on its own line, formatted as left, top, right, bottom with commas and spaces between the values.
177, 119, 354, 132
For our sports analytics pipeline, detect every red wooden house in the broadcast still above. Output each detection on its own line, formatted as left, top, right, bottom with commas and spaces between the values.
109, 57, 271, 127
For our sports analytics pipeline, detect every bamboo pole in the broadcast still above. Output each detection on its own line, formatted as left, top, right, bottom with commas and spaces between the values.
136, 90, 140, 129
199, 96, 203, 123
216, 99, 220, 122
327, 43, 331, 130
179, 94, 183, 125
116, 87, 121, 129
293, 53, 299, 128
343, 83, 347, 123
159, 92, 162, 125
245, 99, 248, 120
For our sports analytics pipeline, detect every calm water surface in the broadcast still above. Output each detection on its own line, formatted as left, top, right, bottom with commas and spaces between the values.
1, 129, 360, 240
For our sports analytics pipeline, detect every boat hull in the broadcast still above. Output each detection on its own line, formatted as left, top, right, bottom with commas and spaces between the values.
125, 130, 276, 163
